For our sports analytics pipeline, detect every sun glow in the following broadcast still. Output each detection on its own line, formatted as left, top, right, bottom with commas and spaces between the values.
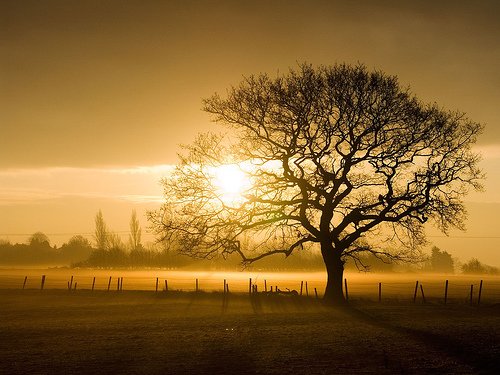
212, 164, 251, 205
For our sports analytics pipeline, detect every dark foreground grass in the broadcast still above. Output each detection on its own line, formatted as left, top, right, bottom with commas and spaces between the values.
0, 290, 498, 374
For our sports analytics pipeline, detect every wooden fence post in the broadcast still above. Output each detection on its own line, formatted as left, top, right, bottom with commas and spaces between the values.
196, 278, 199, 292
314, 288, 318, 299
23, 276, 27, 290
300, 281, 304, 296
69, 276, 73, 290
120, 277, 123, 291
470, 284, 474, 306
378, 282, 382, 302
165, 279, 168, 292
156, 277, 159, 292
41, 275, 46, 290
413, 281, 419, 303
344, 278, 349, 301
305, 281, 309, 297
107, 276, 112, 291
74, 282, 77, 291
264, 280, 267, 292
223, 279, 226, 294
478, 280, 483, 306
248, 278, 252, 295
420, 284, 426, 303
92, 277, 96, 291
117, 278, 120, 291
444, 280, 449, 304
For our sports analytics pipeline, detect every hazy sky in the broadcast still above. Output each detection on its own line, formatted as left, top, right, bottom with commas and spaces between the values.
1, 1, 499, 264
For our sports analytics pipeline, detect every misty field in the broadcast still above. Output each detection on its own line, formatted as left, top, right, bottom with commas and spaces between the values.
1, 271, 499, 374
2, 269, 500, 304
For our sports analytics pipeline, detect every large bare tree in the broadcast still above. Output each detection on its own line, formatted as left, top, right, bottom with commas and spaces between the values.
150, 64, 483, 303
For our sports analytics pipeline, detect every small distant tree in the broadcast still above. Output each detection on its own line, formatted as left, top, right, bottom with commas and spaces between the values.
28, 232, 51, 247
60, 235, 92, 264
108, 232, 124, 250
65, 235, 91, 248
151, 63, 483, 303
428, 246, 454, 273
94, 210, 109, 250
462, 258, 498, 275
462, 258, 485, 274
128, 210, 143, 251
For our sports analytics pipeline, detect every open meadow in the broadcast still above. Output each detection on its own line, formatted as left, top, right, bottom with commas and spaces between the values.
1, 270, 499, 374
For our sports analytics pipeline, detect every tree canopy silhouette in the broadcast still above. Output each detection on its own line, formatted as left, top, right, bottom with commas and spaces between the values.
150, 63, 483, 303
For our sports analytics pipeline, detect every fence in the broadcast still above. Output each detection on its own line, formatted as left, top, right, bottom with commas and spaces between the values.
2, 270, 500, 304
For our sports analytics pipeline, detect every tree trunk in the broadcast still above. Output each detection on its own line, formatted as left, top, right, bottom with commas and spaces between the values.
321, 242, 345, 304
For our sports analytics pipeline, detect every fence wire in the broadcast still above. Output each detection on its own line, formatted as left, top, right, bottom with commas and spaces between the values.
1, 271, 499, 304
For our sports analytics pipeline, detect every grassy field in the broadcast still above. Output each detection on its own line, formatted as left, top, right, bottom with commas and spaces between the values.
1, 287, 499, 374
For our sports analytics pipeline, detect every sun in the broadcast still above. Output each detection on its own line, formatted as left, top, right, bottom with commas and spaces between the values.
212, 164, 250, 205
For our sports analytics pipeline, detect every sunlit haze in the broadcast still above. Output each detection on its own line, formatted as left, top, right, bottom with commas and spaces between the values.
212, 164, 251, 205
1, 0, 499, 266
2, 3, 500, 374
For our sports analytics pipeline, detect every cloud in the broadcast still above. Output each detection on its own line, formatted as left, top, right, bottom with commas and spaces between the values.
109, 165, 175, 175
0, 165, 172, 205
0, 188, 62, 205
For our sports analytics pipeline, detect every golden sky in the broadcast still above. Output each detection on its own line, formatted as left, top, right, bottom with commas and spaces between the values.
1, 1, 499, 265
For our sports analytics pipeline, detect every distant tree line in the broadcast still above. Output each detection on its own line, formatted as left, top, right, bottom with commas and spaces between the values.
70, 210, 194, 269
0, 232, 92, 266
461, 257, 499, 275
420, 246, 498, 275
0, 213, 497, 274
